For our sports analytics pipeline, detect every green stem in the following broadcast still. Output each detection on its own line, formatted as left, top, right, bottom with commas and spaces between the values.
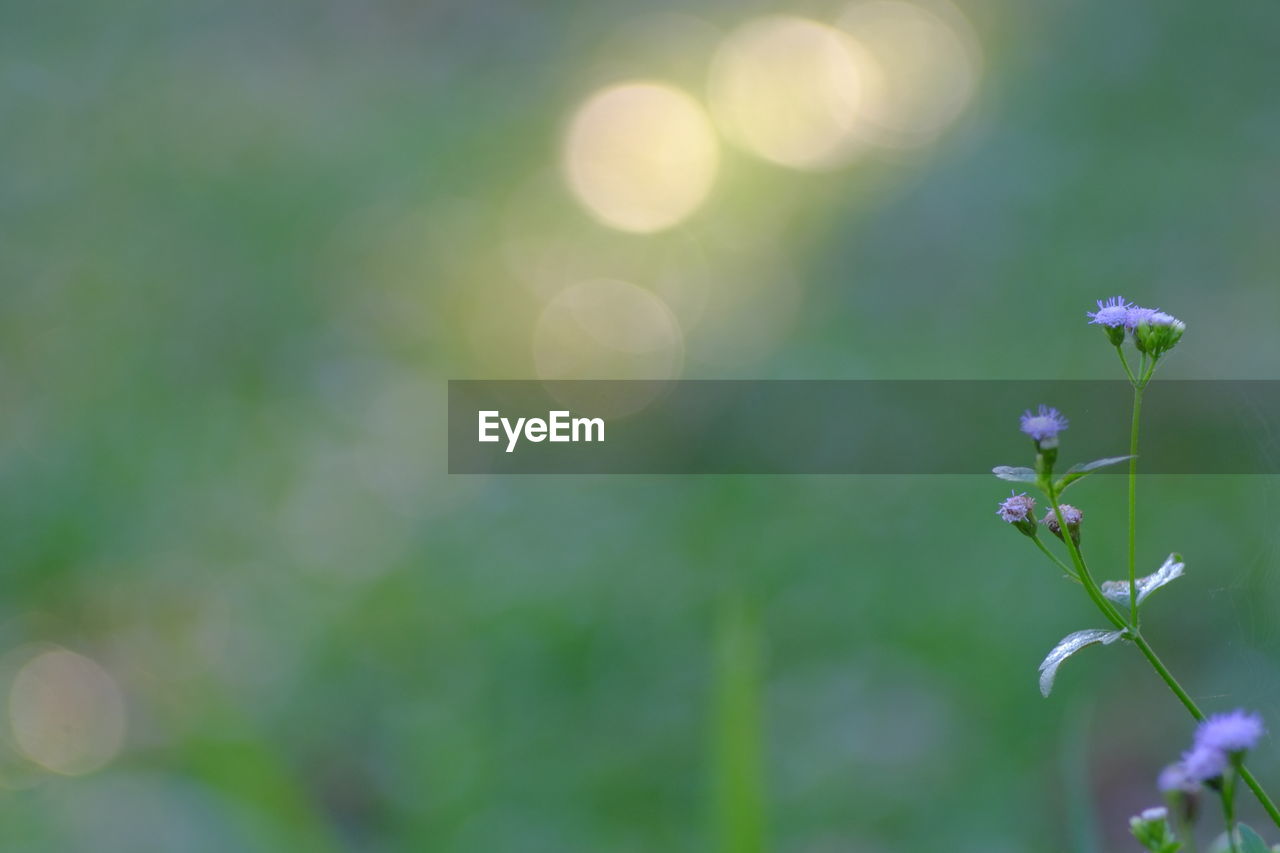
1239, 767, 1280, 834
1045, 485, 1127, 630
1030, 534, 1078, 581
1114, 344, 1137, 385
1130, 634, 1200, 720
1223, 770, 1239, 853
1127, 385, 1144, 627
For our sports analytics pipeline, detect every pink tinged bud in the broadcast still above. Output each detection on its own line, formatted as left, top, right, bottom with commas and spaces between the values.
1043, 505, 1083, 545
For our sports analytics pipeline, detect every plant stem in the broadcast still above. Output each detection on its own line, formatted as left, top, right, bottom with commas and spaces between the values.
1129, 634, 1199, 719
1045, 485, 1127, 630
1239, 767, 1280, 833
1127, 384, 1144, 627
1030, 534, 1078, 581
1223, 770, 1239, 853
1114, 344, 1137, 385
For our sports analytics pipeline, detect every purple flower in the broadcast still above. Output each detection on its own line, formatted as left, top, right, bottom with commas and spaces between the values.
1195, 709, 1265, 754
1181, 743, 1228, 781
1157, 763, 1199, 795
1145, 311, 1185, 330
1125, 305, 1159, 330
997, 491, 1035, 523
1087, 296, 1132, 327
1020, 405, 1069, 442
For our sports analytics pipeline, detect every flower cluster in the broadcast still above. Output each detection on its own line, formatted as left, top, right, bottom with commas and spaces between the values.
1085, 295, 1185, 356
994, 299, 1278, 848
1159, 710, 1266, 790
993, 475, 1085, 543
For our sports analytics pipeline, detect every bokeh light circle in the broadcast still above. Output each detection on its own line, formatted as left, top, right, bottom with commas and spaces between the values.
9, 649, 126, 776
533, 279, 683, 416
837, 1, 980, 146
563, 83, 719, 233
708, 16, 870, 170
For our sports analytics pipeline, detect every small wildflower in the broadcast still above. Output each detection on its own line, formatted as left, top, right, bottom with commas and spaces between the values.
997, 491, 1038, 537
1125, 304, 1159, 330
1157, 763, 1201, 825
1088, 297, 1132, 345
1195, 709, 1264, 755
1087, 296, 1132, 327
1043, 504, 1083, 545
1157, 763, 1198, 795
997, 491, 1034, 523
1020, 405, 1069, 446
1181, 743, 1228, 781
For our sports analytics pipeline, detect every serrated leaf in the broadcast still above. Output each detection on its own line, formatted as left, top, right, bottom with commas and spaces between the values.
1101, 554, 1185, 608
993, 466, 1037, 483
1055, 455, 1136, 492
1039, 628, 1125, 697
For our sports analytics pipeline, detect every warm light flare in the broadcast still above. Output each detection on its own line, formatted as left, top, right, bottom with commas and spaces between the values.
838, 1, 980, 146
563, 83, 719, 233
708, 16, 871, 170
9, 649, 126, 776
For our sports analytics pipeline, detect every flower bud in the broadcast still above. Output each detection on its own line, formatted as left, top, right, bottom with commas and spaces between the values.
1157, 763, 1200, 825
1136, 312, 1185, 358
1128, 807, 1178, 852
996, 491, 1038, 537
1043, 504, 1083, 545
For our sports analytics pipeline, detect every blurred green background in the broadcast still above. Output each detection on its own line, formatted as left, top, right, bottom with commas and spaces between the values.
3, 0, 1280, 850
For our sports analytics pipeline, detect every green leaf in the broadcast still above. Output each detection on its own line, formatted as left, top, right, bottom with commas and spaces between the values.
1055, 455, 1135, 492
1210, 826, 1271, 853
1101, 554, 1185, 608
1238, 824, 1271, 853
1038, 628, 1125, 697
993, 465, 1037, 483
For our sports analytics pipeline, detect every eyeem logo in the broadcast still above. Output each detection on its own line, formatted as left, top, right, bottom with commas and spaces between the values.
478, 410, 605, 453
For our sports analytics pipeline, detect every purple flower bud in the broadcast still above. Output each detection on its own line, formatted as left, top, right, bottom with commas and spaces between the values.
997, 491, 1038, 537
996, 491, 1035, 523
1134, 310, 1186, 357
1125, 305, 1159, 330
1195, 709, 1265, 755
1157, 763, 1199, 795
1181, 743, 1228, 781
1020, 405, 1069, 444
1043, 504, 1083, 544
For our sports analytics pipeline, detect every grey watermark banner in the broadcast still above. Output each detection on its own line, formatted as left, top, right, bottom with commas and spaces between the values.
448, 380, 1280, 474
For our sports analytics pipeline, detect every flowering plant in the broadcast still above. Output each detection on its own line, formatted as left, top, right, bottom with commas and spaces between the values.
994, 299, 1276, 851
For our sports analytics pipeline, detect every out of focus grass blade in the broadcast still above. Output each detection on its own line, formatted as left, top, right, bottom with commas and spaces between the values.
713, 595, 767, 853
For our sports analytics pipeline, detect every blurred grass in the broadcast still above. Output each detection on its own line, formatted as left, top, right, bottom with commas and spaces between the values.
713, 595, 765, 853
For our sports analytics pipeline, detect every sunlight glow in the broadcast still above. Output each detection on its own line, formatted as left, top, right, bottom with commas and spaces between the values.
838, 1, 980, 147
533, 279, 683, 415
563, 83, 719, 233
9, 649, 126, 776
708, 17, 871, 170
